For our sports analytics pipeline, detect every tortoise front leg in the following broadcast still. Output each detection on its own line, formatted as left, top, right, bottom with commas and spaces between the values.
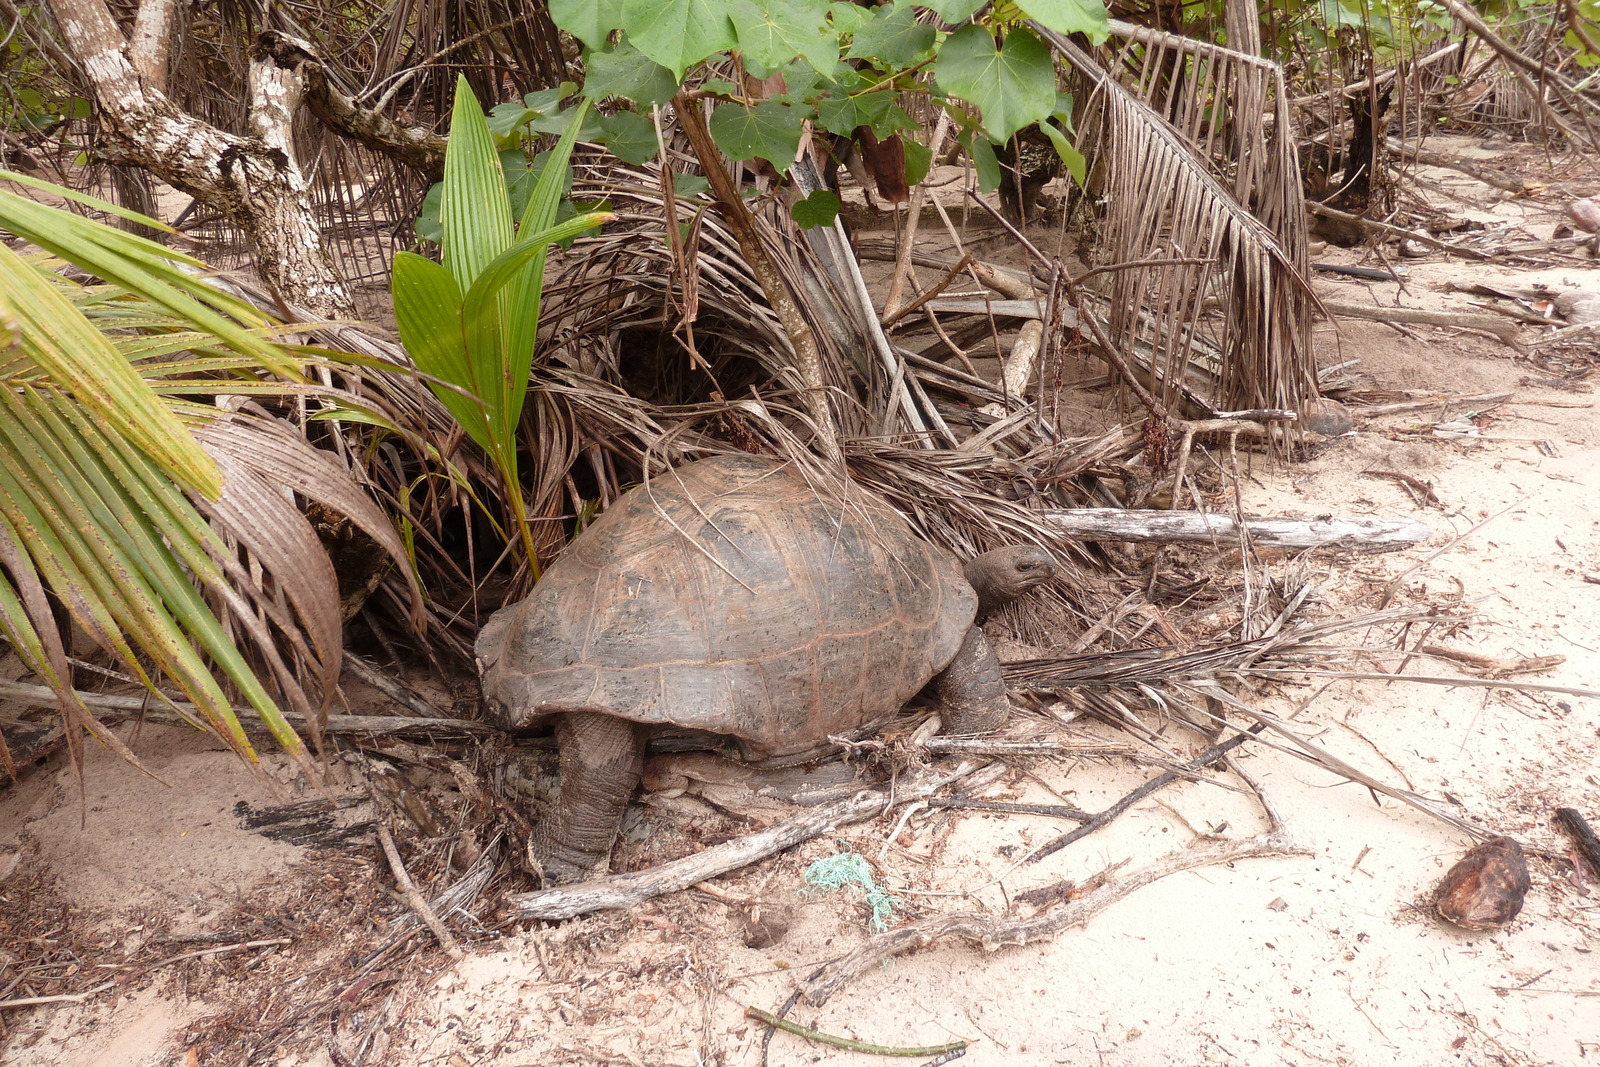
932, 625, 1012, 735
536, 711, 646, 884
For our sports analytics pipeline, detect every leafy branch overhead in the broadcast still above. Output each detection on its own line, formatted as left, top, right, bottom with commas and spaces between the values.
543, 0, 1110, 192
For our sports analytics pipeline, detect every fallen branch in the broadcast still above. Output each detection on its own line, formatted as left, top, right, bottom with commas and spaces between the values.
1320, 299, 1523, 347
1354, 392, 1512, 418
1556, 808, 1600, 876
1039, 509, 1433, 550
1026, 725, 1266, 865
509, 761, 1000, 921
374, 818, 463, 960
1387, 137, 1530, 193
800, 831, 1304, 1005
1247, 668, 1600, 700
920, 739, 1134, 758
1306, 203, 1491, 260
1419, 644, 1566, 678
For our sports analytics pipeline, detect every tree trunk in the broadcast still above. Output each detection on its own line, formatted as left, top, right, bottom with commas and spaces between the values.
45, 0, 355, 318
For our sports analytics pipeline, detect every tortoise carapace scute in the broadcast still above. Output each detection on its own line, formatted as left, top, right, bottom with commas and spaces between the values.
477, 453, 976, 760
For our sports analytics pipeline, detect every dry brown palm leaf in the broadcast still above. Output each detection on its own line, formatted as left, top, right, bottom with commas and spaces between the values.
1007, 602, 1490, 835
539, 160, 878, 436
1430, 0, 1600, 156
1033, 22, 1319, 423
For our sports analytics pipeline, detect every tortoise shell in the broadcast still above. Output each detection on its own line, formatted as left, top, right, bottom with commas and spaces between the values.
475, 453, 976, 759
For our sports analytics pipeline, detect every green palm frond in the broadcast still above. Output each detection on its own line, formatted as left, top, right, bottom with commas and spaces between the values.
0, 171, 421, 773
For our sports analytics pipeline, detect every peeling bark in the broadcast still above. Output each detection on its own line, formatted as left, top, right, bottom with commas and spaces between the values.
45, 0, 355, 318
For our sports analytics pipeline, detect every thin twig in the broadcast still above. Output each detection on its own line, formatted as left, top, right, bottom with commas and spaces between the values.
744, 1006, 968, 1057
374, 819, 464, 960
1026, 724, 1266, 865
802, 831, 1305, 1005
1380, 497, 1524, 607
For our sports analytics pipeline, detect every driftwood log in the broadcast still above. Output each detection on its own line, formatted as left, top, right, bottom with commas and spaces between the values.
1042, 509, 1432, 550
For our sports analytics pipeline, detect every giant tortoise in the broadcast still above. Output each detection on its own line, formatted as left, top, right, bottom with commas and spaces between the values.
477, 453, 1056, 882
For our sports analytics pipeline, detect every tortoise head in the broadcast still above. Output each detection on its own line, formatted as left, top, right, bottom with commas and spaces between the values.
963, 547, 1057, 619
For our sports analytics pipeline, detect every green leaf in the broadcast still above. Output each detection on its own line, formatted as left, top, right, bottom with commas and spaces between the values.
920, 0, 985, 21
552, 0, 625, 48
466, 211, 610, 321
0, 242, 222, 498
501, 150, 537, 219
674, 173, 711, 198
496, 103, 596, 457
391, 252, 481, 441
415, 182, 444, 244
730, 0, 840, 78
933, 26, 1057, 144
597, 109, 660, 164
827, 2, 874, 36
522, 85, 574, 117
1036, 120, 1086, 186
1016, 0, 1110, 42
814, 75, 915, 138
791, 189, 841, 228
845, 3, 935, 68
487, 103, 536, 143
0, 172, 292, 380
442, 76, 514, 288
585, 41, 681, 106
620, 0, 738, 79
961, 131, 1002, 192
709, 99, 807, 173
901, 136, 931, 187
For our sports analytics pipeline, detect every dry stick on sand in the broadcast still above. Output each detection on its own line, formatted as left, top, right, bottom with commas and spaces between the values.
1385, 137, 1530, 193
1025, 724, 1268, 865
373, 816, 464, 960
744, 1005, 968, 1057
1305, 202, 1491, 260
509, 760, 1004, 921
799, 831, 1306, 1006
1380, 496, 1524, 607
1556, 808, 1600, 876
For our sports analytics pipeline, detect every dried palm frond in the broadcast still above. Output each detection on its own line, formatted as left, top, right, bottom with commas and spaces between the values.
1008, 602, 1500, 834
1034, 22, 1318, 422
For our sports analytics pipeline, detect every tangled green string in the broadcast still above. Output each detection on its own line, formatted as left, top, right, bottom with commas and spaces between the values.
803, 851, 900, 933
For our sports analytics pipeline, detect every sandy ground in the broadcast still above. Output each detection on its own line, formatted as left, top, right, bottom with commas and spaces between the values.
2, 142, 1598, 1066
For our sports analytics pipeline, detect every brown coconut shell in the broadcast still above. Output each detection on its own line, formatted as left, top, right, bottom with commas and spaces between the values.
1435, 836, 1530, 931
